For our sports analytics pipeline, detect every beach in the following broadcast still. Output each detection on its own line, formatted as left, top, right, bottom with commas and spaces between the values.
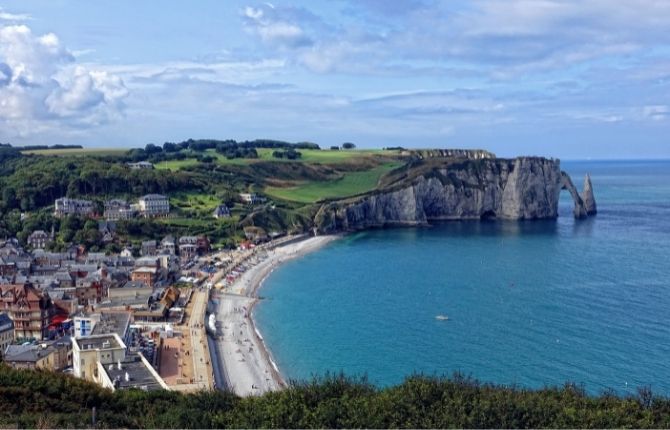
210, 235, 339, 396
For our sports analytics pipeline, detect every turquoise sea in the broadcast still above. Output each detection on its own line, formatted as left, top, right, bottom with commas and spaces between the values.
255, 160, 670, 395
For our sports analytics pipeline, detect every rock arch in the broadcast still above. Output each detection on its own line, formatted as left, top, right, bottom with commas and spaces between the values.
561, 172, 597, 219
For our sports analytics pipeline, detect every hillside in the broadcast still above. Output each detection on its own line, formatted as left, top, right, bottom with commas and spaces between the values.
0, 141, 404, 250
1, 364, 668, 428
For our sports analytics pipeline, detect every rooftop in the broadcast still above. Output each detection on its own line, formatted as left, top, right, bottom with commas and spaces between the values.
75, 334, 123, 351
103, 353, 164, 391
4, 337, 71, 363
91, 312, 131, 338
132, 267, 157, 274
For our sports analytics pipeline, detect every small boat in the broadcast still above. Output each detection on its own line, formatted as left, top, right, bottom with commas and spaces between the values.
435, 315, 449, 321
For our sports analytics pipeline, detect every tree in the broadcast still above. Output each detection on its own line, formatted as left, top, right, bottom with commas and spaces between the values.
342, 142, 356, 149
330, 146, 340, 151
145, 143, 162, 154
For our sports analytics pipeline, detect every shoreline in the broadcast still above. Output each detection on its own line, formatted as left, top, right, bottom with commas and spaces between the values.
212, 234, 340, 396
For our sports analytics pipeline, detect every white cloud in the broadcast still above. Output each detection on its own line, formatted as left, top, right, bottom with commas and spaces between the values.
243, 4, 313, 48
643, 105, 669, 121
0, 23, 127, 137
0, 7, 31, 22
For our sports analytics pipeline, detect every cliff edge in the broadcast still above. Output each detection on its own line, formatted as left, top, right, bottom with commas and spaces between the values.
314, 155, 595, 234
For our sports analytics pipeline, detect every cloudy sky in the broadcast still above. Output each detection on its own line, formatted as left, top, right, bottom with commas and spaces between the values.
0, 1, 669, 158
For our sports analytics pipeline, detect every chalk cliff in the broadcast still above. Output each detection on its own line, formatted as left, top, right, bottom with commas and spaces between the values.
314, 155, 595, 234
582, 174, 597, 215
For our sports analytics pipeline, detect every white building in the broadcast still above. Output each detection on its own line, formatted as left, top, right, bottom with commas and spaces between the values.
127, 161, 154, 170
239, 193, 266, 205
72, 333, 126, 382
104, 199, 136, 220
54, 197, 95, 217
27, 230, 50, 249
137, 194, 170, 217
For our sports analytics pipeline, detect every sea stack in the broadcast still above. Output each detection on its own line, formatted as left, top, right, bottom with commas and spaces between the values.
581, 174, 597, 215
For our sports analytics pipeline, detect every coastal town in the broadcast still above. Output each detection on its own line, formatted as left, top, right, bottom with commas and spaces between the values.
0, 192, 332, 395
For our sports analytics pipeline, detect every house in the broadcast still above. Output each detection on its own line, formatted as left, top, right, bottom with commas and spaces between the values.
108, 281, 154, 301
3, 337, 72, 371
0, 283, 53, 340
27, 230, 50, 249
239, 193, 266, 205
160, 236, 176, 255
120, 247, 133, 258
141, 240, 157, 256
54, 197, 95, 217
130, 267, 158, 288
137, 194, 169, 217
0, 313, 14, 358
135, 256, 159, 268
127, 161, 154, 170
243, 226, 268, 243
178, 236, 198, 261
213, 204, 231, 219
104, 200, 135, 221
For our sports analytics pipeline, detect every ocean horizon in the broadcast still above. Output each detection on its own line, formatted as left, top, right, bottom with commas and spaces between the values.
255, 159, 670, 396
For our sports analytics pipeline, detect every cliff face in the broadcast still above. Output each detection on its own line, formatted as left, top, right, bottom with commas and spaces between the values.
314, 156, 594, 234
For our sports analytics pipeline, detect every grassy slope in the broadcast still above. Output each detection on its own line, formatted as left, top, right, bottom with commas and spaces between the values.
155, 149, 396, 170
265, 162, 401, 203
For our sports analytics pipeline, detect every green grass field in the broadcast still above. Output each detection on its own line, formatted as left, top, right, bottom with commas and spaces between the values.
170, 193, 220, 211
255, 148, 374, 163
154, 158, 201, 170
265, 162, 401, 203
154, 148, 392, 170
21, 148, 128, 156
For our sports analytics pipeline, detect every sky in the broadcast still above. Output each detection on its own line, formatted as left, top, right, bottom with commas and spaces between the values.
0, 1, 669, 159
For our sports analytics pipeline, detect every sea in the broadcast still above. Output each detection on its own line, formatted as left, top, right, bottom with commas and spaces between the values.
255, 160, 670, 395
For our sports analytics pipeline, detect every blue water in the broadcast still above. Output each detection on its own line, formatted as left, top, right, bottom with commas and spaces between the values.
255, 160, 670, 395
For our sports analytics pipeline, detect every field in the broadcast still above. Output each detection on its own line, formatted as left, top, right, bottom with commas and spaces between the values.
154, 158, 201, 170
265, 162, 401, 203
170, 193, 221, 211
155, 148, 396, 170
21, 148, 128, 156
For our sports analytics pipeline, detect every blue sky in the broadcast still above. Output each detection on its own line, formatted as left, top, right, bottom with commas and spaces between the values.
0, 1, 669, 158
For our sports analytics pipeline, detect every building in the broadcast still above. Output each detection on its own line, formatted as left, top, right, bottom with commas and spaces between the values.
130, 267, 158, 288
160, 236, 176, 255
98, 353, 169, 391
137, 194, 170, 217
127, 161, 154, 170
72, 331, 167, 391
3, 337, 72, 371
73, 311, 131, 341
0, 313, 14, 358
72, 334, 126, 382
196, 236, 210, 255
27, 230, 50, 249
239, 193, 266, 205
104, 199, 135, 221
0, 283, 53, 340
54, 197, 95, 218
213, 204, 231, 219
141, 240, 157, 256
